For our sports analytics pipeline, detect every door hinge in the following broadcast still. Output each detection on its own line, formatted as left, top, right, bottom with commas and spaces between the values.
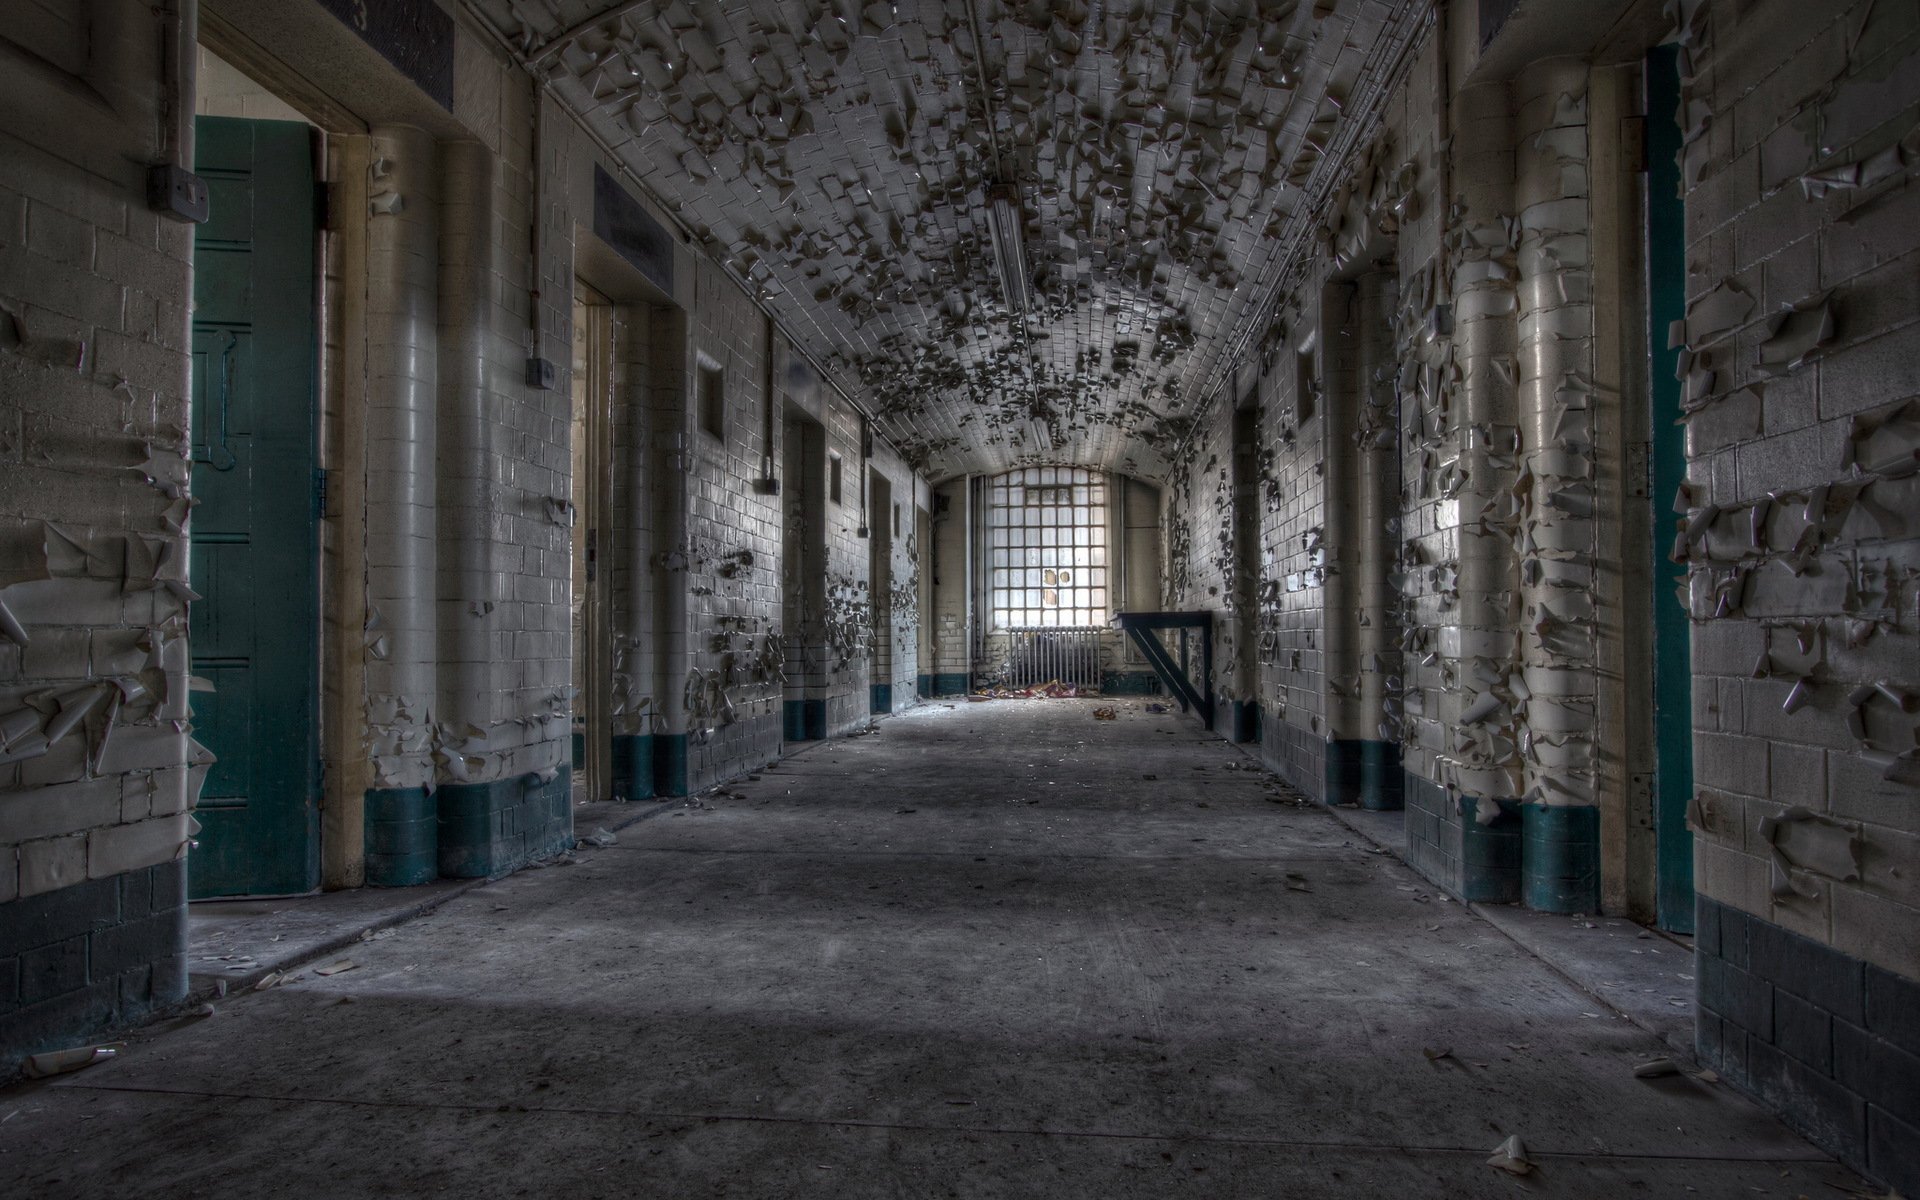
314, 467, 330, 518
1626, 442, 1651, 499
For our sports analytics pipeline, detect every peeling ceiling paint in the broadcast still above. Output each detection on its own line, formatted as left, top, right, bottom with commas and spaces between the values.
468, 0, 1426, 481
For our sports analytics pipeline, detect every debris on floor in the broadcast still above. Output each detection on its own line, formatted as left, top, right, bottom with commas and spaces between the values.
1423, 1046, 1454, 1063
314, 960, 359, 977
972, 679, 1102, 699
578, 827, 617, 848
1092, 706, 1117, 720
22, 1042, 126, 1079
1633, 1057, 1680, 1078
1145, 702, 1169, 713
1487, 1134, 1534, 1176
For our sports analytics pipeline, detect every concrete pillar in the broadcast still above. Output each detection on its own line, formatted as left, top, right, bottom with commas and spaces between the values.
1324, 272, 1403, 807
610, 305, 657, 798
423, 139, 570, 874
1354, 270, 1403, 806
1322, 283, 1361, 789
435, 140, 501, 748
1513, 58, 1601, 913
359, 124, 440, 885
649, 306, 692, 792
1416, 79, 1525, 900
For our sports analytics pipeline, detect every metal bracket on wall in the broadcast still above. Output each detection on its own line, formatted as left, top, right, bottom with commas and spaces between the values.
1114, 611, 1215, 729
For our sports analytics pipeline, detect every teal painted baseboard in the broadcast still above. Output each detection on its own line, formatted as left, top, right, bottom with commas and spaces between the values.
436, 773, 572, 879
611, 734, 654, 801
870, 683, 892, 713
1326, 740, 1404, 811
1521, 803, 1601, 913
916, 673, 931, 698
653, 733, 688, 797
1230, 700, 1259, 743
364, 786, 437, 887
1403, 771, 1521, 903
1100, 671, 1161, 695
932, 672, 969, 697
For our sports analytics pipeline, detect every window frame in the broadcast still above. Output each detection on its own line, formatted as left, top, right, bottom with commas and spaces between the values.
984, 467, 1110, 630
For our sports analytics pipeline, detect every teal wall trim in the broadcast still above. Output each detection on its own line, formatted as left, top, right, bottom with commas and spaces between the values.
870, 683, 892, 713
1521, 803, 1601, 913
784, 699, 809, 741
611, 734, 655, 801
653, 733, 689, 797
363, 786, 438, 887
916, 673, 931, 698
1325, 741, 1359, 804
1230, 700, 1260, 743
0, 860, 187, 1075
1100, 671, 1162, 696
570, 732, 584, 770
1326, 740, 1405, 810
1361, 740, 1403, 810
1259, 714, 1327, 801
1696, 896, 1920, 1194
436, 773, 572, 878
932, 672, 970, 696
1403, 771, 1521, 903
805, 698, 829, 740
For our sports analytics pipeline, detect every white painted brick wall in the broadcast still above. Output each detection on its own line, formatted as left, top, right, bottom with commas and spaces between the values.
1677, 0, 1920, 976
0, 1, 196, 898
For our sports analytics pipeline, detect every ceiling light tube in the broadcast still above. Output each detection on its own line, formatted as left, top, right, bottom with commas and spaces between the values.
985, 184, 1031, 314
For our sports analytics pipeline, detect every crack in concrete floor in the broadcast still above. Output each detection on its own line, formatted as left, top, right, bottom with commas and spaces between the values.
0, 699, 1873, 1198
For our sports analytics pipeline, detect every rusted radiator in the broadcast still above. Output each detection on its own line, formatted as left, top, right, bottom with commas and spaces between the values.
1006, 627, 1101, 690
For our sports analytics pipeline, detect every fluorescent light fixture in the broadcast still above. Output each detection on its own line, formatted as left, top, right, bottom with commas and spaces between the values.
985, 184, 1031, 313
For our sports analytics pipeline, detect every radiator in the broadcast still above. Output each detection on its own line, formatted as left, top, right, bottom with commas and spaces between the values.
1006, 627, 1101, 690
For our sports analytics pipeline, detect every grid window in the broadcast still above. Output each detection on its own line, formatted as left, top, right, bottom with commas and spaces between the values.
987, 467, 1108, 629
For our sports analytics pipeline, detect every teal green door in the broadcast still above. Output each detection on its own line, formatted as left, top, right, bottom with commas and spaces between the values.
189, 117, 321, 898
1645, 48, 1695, 933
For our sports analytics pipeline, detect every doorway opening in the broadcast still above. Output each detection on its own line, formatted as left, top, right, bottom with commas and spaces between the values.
869, 471, 894, 714
1230, 394, 1262, 743
570, 288, 614, 805
782, 407, 828, 741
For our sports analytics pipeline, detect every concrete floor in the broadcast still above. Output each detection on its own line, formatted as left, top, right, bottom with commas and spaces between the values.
0, 700, 1867, 1198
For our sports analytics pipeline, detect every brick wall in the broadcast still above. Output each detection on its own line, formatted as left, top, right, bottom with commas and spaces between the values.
1675, 1, 1920, 1186
0, 0, 196, 1067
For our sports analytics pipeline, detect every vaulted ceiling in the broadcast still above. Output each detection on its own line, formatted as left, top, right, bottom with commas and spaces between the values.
468, 0, 1427, 482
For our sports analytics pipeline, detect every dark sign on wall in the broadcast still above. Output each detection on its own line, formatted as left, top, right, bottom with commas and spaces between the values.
316, 0, 456, 111
593, 165, 675, 294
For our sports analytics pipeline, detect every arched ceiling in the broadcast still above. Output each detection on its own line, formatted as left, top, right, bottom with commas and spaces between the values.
466, 0, 1426, 482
